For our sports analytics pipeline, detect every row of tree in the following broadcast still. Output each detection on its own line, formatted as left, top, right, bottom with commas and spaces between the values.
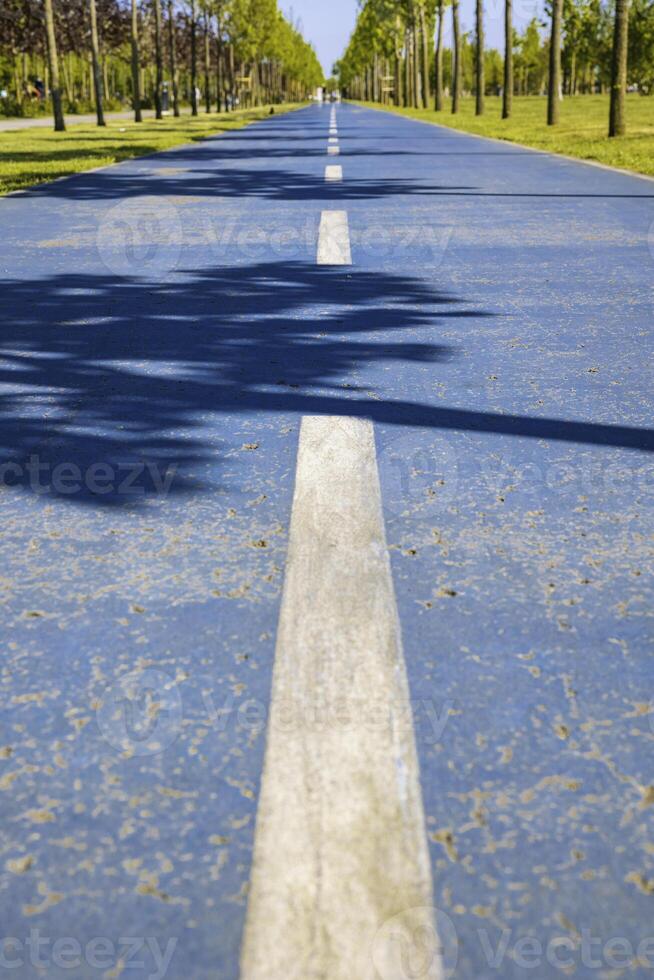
336, 0, 654, 136
0, 0, 323, 129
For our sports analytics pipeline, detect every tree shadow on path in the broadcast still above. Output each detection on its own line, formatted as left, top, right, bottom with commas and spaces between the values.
0, 261, 651, 508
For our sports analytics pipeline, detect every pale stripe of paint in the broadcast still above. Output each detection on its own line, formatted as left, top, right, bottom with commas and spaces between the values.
316, 210, 351, 265
239, 415, 437, 980
327, 145, 340, 155
325, 165, 343, 182
328, 137, 338, 145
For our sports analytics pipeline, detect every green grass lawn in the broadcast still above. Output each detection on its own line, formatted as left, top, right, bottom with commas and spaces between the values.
0, 103, 304, 195
356, 95, 654, 177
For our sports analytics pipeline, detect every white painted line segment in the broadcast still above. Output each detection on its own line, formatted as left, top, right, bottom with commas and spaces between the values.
316, 210, 351, 265
327, 145, 340, 155
325, 165, 343, 182
328, 137, 338, 145
240, 415, 436, 980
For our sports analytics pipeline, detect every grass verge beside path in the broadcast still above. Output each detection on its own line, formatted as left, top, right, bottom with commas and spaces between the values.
0, 103, 304, 195
354, 96, 654, 178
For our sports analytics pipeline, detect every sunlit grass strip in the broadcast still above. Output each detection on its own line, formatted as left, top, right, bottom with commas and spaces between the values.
0, 103, 305, 196
354, 96, 654, 178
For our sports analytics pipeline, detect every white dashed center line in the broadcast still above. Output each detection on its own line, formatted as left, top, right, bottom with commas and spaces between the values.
240, 107, 437, 980
240, 417, 435, 980
325, 165, 343, 182
316, 210, 351, 265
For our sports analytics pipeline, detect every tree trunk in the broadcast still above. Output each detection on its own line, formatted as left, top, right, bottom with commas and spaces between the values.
131, 0, 142, 122
252, 60, 261, 106
452, 0, 461, 113
475, 0, 485, 114
547, 0, 563, 124
203, 14, 211, 111
43, 0, 65, 131
153, 0, 163, 118
394, 52, 401, 106
89, 0, 105, 125
190, 0, 198, 115
413, 21, 422, 107
419, 4, 430, 108
502, 0, 512, 117
227, 44, 235, 111
14, 56, 22, 105
61, 52, 73, 102
167, 0, 180, 116
215, 33, 223, 112
404, 31, 411, 107
609, 0, 629, 136
435, 0, 444, 110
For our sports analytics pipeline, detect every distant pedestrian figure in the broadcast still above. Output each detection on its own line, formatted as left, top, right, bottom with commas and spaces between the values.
269, 106, 275, 114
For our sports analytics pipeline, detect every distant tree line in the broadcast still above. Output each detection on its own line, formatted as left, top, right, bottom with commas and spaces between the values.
0, 0, 324, 128
336, 0, 654, 135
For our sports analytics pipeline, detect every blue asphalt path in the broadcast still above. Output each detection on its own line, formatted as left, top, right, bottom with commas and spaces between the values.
0, 102, 653, 978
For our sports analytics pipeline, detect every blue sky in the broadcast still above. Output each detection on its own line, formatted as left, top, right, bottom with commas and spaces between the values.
287, 0, 543, 76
